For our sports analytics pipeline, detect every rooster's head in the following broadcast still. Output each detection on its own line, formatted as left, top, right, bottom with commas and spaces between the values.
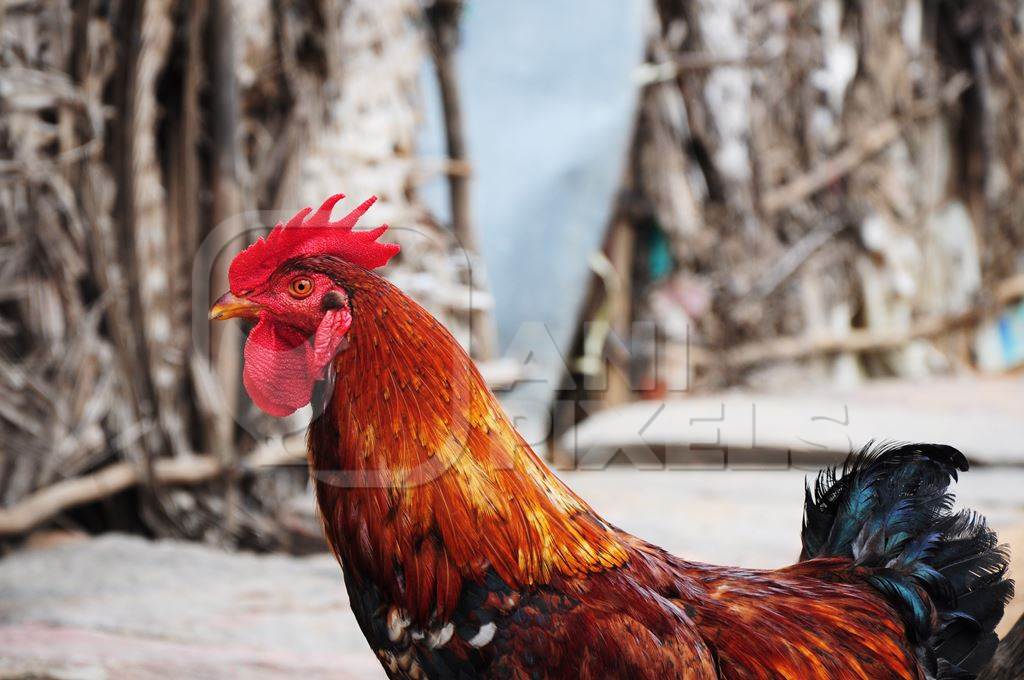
209, 193, 399, 417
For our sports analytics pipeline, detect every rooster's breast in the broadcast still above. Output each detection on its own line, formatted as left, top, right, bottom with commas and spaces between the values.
341, 560, 718, 679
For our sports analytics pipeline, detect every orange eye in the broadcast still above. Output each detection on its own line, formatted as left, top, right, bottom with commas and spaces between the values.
288, 277, 314, 299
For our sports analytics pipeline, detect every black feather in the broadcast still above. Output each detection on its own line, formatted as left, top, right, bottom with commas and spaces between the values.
802, 442, 1014, 679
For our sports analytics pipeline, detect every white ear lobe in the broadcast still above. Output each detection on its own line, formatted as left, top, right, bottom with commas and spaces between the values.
312, 307, 352, 375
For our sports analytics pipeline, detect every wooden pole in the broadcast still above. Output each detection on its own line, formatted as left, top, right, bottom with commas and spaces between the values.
425, 0, 499, 360
426, 0, 474, 253
208, 0, 242, 540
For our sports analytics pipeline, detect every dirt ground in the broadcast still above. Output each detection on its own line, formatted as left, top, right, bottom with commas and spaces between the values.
1, 466, 1022, 679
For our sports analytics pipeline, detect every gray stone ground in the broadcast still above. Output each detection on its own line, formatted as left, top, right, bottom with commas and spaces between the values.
1, 467, 1022, 679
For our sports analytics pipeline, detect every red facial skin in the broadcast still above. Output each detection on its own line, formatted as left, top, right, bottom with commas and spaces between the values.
232, 268, 352, 417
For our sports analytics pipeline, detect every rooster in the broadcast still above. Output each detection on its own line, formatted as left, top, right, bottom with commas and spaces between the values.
210, 194, 1012, 679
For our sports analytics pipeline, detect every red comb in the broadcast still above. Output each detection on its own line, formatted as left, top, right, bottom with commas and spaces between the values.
228, 194, 400, 293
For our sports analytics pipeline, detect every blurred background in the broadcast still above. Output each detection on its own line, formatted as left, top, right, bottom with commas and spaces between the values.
1, 0, 1023, 677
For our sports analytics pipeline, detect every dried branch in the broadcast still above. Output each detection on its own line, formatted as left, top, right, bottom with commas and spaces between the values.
0, 437, 307, 537
761, 74, 972, 215
635, 52, 779, 86
707, 273, 1024, 369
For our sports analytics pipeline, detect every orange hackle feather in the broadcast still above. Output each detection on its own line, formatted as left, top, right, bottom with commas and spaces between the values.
308, 265, 629, 623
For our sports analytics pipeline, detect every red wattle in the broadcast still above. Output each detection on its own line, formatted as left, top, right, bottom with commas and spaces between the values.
312, 308, 352, 370
242, 317, 318, 417
241, 311, 352, 418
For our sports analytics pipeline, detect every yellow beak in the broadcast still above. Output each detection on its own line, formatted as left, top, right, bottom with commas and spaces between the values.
209, 292, 262, 321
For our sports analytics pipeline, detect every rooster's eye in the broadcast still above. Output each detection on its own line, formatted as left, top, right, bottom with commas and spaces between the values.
288, 277, 314, 299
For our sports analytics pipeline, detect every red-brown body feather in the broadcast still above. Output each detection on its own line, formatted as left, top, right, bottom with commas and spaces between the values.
306, 265, 926, 679
213, 196, 1009, 679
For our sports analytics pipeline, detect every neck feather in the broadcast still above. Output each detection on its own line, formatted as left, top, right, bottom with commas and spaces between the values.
307, 269, 627, 622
